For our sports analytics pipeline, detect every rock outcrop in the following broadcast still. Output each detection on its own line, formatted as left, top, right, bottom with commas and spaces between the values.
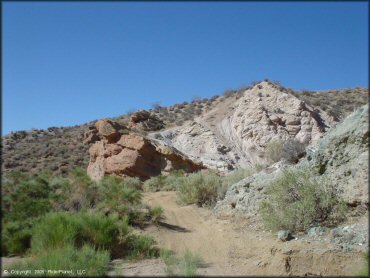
86, 119, 204, 181
151, 82, 335, 172
83, 119, 128, 144
306, 104, 369, 206
128, 110, 165, 131
213, 168, 278, 218
214, 105, 369, 218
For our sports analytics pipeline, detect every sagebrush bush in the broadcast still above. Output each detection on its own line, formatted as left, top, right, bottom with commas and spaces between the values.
52, 168, 100, 212
265, 139, 284, 163
176, 171, 223, 207
282, 139, 306, 164
10, 244, 110, 276
260, 168, 347, 232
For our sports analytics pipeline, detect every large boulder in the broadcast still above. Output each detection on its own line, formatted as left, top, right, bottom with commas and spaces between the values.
128, 110, 165, 131
83, 119, 128, 144
86, 119, 204, 181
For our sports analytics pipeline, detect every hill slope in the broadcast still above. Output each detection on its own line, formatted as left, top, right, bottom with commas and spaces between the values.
2, 81, 368, 176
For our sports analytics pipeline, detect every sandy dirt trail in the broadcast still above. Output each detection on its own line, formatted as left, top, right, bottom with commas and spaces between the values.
2, 191, 365, 277
138, 191, 366, 276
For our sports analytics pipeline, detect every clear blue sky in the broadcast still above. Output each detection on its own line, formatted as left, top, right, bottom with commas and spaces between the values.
3, 2, 368, 135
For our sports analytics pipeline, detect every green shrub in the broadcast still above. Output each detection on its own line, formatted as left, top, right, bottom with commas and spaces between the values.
160, 249, 204, 277
160, 249, 178, 276
2, 220, 32, 255
10, 244, 110, 276
176, 171, 223, 207
75, 212, 130, 252
265, 139, 284, 163
124, 234, 159, 260
143, 171, 185, 192
182, 250, 204, 277
1, 172, 57, 256
56, 168, 100, 211
97, 176, 142, 218
31, 212, 79, 253
260, 168, 347, 232
31, 212, 129, 255
4, 174, 53, 223
143, 175, 168, 192
149, 206, 165, 224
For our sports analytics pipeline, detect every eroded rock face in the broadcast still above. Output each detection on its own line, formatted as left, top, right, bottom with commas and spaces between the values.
86, 119, 204, 181
128, 110, 165, 131
214, 105, 369, 218
151, 82, 335, 172
306, 104, 369, 206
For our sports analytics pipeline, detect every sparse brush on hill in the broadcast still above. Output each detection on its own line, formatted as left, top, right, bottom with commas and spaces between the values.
297, 88, 368, 121
2, 82, 367, 177
260, 167, 347, 232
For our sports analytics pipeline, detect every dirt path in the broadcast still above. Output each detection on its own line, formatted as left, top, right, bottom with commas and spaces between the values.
137, 191, 366, 276
2, 192, 366, 276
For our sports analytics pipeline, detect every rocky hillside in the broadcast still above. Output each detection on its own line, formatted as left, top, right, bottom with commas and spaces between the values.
151, 81, 335, 172
2, 81, 368, 176
214, 104, 369, 218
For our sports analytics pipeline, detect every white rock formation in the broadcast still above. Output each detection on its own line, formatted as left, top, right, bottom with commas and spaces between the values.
150, 82, 335, 172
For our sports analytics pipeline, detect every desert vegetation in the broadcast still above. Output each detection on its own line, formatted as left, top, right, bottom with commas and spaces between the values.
297, 88, 368, 121
160, 249, 205, 276
2, 169, 163, 275
144, 169, 254, 208
2, 82, 368, 276
265, 138, 307, 165
259, 167, 347, 232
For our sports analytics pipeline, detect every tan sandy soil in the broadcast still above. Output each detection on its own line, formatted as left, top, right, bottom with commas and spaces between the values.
131, 191, 366, 276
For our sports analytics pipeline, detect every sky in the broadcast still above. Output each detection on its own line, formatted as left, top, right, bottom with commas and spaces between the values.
3, 2, 369, 135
